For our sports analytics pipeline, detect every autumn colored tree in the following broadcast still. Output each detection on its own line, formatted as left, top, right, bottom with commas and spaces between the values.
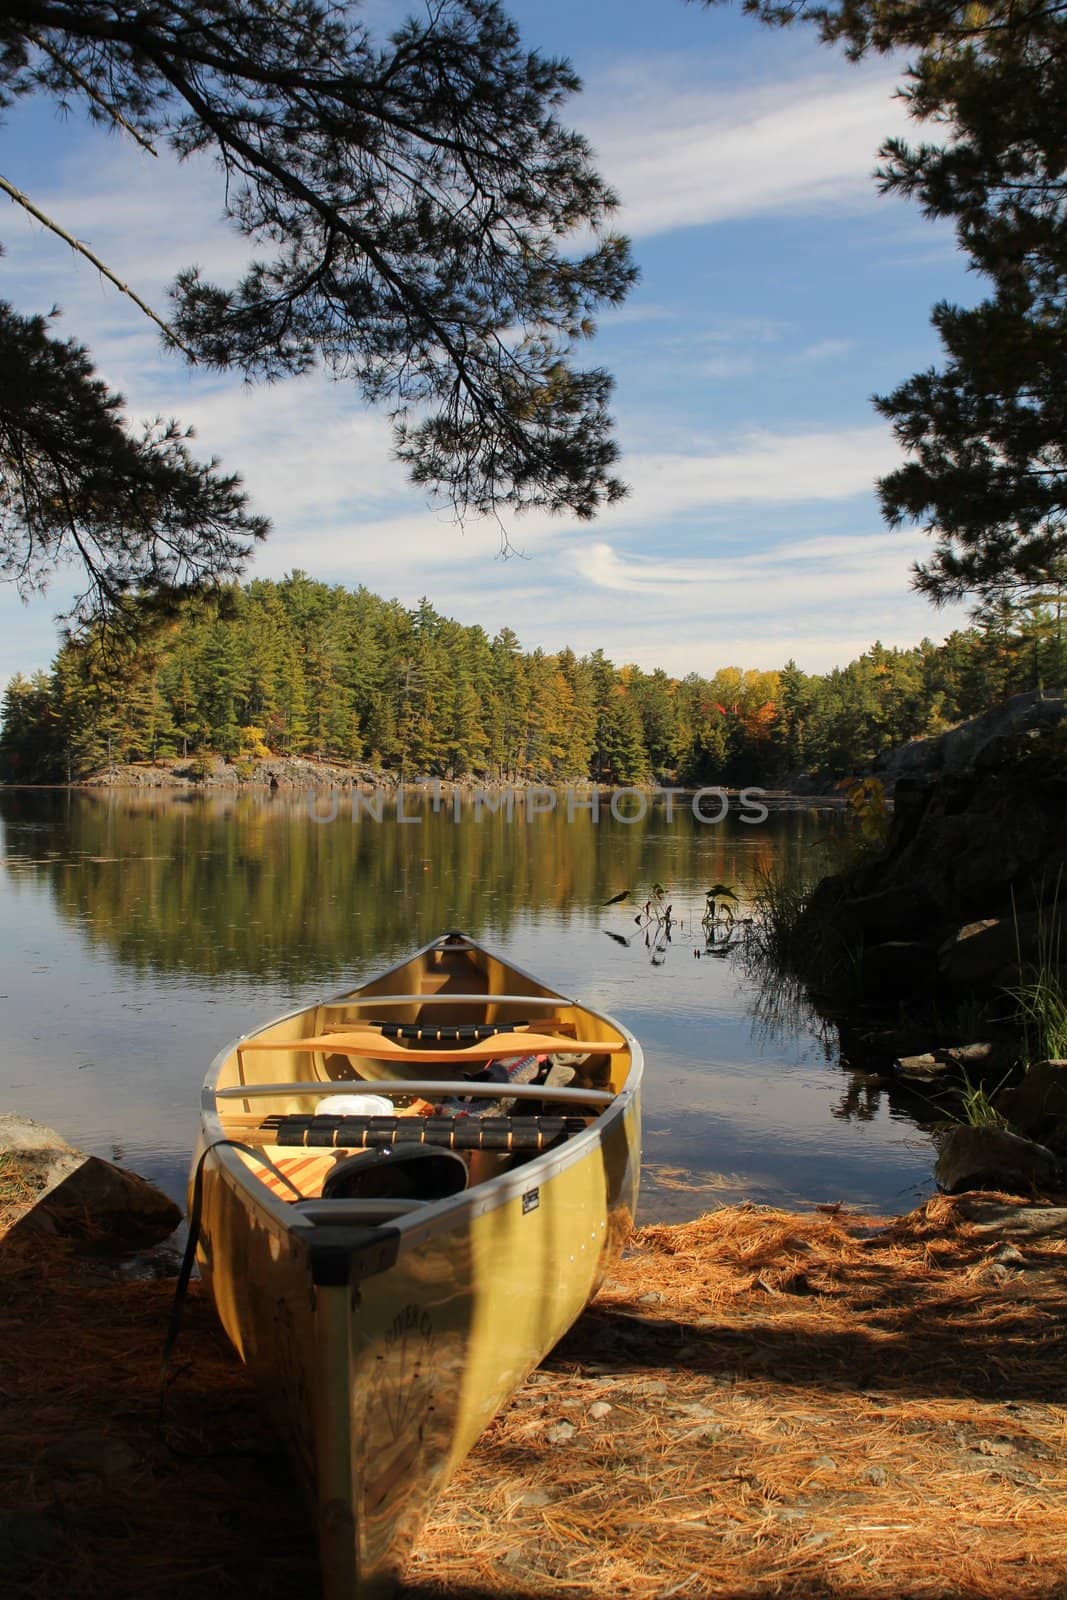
4, 575, 1061, 784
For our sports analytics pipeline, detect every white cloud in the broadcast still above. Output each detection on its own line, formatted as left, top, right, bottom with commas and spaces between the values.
580, 61, 912, 237
4, 140, 251, 303
792, 338, 856, 364
221, 422, 900, 583
570, 530, 906, 596
409, 537, 966, 677
613, 427, 897, 518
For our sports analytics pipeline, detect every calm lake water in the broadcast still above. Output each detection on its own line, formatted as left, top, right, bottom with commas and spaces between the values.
0, 787, 936, 1220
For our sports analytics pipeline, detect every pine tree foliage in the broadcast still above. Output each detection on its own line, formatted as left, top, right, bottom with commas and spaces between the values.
1, 0, 636, 608
0, 303, 267, 624
700, 0, 1067, 604
3, 573, 1063, 782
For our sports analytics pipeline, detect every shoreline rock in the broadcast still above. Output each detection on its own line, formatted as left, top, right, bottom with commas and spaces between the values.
787, 714, 1067, 1198
796, 721, 1067, 1010
934, 1125, 1061, 1196
873, 688, 1067, 786
0, 1113, 181, 1250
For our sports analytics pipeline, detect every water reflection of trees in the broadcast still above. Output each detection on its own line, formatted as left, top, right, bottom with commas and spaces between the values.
0, 791, 830, 985
745, 960, 837, 1061
831, 1071, 889, 1123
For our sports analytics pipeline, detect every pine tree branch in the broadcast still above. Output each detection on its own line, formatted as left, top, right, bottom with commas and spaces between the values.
26, 30, 159, 154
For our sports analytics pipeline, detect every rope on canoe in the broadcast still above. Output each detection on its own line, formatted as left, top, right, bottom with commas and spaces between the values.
160, 1140, 305, 1388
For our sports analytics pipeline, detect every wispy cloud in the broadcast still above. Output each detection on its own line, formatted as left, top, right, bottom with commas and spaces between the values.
792, 338, 856, 364
580, 60, 911, 237
571, 530, 908, 597
612, 427, 897, 518
232, 422, 902, 575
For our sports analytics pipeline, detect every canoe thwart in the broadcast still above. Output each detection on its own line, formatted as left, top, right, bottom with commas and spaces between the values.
216, 1079, 615, 1105
257, 1112, 592, 1152
318, 993, 576, 1009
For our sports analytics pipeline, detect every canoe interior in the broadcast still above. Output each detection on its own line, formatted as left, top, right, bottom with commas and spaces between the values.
211, 935, 633, 1202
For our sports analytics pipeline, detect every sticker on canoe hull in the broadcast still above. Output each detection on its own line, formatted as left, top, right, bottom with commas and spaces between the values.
522, 1188, 540, 1214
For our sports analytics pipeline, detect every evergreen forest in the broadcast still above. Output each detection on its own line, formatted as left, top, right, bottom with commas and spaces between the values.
2, 575, 1064, 786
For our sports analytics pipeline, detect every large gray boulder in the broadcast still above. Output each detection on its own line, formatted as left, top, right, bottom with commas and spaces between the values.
875, 691, 1067, 787
0, 1113, 181, 1248
996, 1061, 1067, 1156
934, 1125, 1060, 1196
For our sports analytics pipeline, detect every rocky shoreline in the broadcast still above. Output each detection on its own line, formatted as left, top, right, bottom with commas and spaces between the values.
784, 695, 1067, 1200
4, 756, 848, 808
81, 753, 392, 790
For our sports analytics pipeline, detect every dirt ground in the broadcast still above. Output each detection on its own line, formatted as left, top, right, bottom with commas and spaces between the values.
2, 1184, 1065, 1600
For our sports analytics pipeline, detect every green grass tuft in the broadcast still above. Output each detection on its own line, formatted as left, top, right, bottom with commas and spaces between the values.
1010, 882, 1067, 1065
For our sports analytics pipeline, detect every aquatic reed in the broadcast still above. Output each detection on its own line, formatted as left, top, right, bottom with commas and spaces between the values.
1010, 887, 1067, 1065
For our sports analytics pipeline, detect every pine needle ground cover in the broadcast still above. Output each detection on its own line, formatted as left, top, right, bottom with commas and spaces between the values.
2, 1195, 1065, 1599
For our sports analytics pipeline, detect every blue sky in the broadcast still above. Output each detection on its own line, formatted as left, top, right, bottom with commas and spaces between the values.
0, 0, 977, 683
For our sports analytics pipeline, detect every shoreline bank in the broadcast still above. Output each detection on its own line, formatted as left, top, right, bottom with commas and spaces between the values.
3, 1167, 1065, 1599
1, 759, 849, 811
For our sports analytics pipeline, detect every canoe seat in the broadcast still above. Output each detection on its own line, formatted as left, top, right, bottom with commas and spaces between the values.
283, 1144, 469, 1225
321, 1144, 468, 1201
360, 1020, 536, 1042
246, 1142, 469, 1207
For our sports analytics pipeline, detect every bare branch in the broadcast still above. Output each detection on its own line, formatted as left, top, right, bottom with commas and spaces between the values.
0, 174, 195, 358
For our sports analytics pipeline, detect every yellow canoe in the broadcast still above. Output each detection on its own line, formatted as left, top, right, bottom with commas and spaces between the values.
193, 931, 642, 1598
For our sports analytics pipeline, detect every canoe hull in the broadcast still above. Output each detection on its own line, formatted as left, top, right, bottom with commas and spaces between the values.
194, 935, 642, 1598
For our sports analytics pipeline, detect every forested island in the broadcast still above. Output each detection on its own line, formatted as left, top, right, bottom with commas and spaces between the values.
2, 574, 1063, 786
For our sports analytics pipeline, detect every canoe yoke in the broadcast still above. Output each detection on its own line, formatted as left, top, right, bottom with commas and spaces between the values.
234, 1026, 624, 1067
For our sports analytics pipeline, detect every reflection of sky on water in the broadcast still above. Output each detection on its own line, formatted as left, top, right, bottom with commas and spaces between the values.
0, 791, 935, 1218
